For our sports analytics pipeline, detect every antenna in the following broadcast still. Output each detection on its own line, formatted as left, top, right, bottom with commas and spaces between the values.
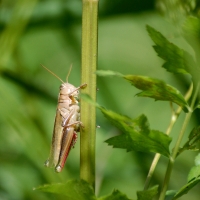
66, 64, 73, 83
41, 64, 65, 84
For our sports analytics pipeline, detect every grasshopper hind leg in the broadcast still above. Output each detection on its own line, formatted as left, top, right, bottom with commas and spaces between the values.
55, 128, 78, 173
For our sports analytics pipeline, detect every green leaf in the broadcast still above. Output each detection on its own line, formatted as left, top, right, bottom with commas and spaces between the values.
182, 16, 200, 37
182, 16, 200, 52
96, 70, 190, 112
81, 93, 100, 108
196, 103, 200, 109
99, 107, 171, 157
177, 127, 200, 156
34, 179, 96, 200
96, 70, 123, 77
173, 153, 200, 199
166, 190, 177, 199
173, 176, 200, 199
187, 165, 200, 183
137, 185, 159, 200
194, 153, 200, 166
124, 75, 190, 112
188, 153, 200, 182
97, 189, 131, 200
146, 25, 194, 75
81, 94, 172, 156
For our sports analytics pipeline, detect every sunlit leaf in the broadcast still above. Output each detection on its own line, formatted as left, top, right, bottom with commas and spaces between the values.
96, 70, 123, 77
97, 189, 130, 200
99, 108, 171, 157
34, 179, 96, 200
96, 70, 190, 112
137, 185, 159, 200
124, 75, 189, 112
146, 25, 194, 75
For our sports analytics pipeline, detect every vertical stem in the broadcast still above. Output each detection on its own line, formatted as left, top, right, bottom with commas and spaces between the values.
159, 113, 191, 200
159, 82, 200, 200
80, 0, 98, 189
143, 83, 193, 190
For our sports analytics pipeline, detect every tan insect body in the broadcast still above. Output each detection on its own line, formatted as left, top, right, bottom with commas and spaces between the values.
42, 65, 86, 172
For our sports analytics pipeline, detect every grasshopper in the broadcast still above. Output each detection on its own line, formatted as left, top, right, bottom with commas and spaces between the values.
42, 65, 87, 172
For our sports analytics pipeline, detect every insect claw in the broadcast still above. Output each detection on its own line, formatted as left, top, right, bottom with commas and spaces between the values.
55, 165, 62, 173
80, 122, 84, 128
44, 160, 50, 167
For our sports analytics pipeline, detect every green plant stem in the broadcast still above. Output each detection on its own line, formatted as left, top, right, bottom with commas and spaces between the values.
80, 0, 98, 189
159, 82, 199, 200
143, 83, 193, 190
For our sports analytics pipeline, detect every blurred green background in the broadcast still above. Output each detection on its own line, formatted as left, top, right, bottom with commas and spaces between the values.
0, 0, 200, 199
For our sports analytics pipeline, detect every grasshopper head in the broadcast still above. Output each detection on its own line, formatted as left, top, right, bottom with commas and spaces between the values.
60, 83, 79, 98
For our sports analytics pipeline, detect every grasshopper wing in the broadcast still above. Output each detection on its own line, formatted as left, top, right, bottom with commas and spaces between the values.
45, 110, 64, 168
